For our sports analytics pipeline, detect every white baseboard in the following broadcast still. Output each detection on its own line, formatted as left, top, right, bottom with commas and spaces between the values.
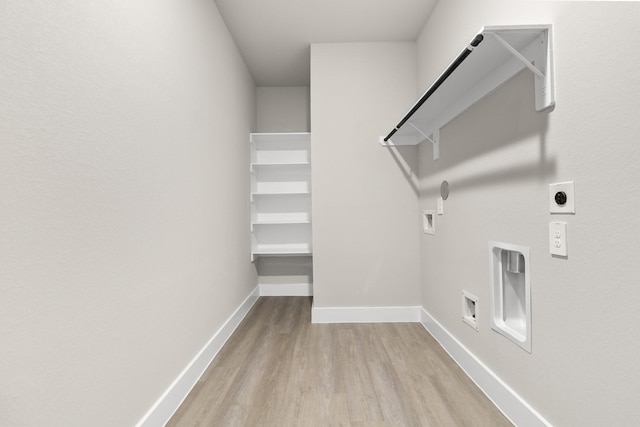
135, 291, 549, 426
311, 304, 421, 324
136, 286, 260, 427
259, 283, 313, 296
419, 308, 551, 427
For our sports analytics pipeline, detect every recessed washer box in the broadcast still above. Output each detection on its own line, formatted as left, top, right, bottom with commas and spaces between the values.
489, 241, 532, 353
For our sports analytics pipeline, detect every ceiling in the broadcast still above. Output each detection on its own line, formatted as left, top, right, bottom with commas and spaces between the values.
214, 0, 438, 87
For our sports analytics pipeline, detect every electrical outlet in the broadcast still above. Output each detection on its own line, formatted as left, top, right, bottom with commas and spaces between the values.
549, 221, 568, 256
549, 181, 575, 214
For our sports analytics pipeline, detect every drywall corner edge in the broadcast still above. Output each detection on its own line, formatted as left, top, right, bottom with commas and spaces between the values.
136, 286, 260, 427
419, 307, 551, 427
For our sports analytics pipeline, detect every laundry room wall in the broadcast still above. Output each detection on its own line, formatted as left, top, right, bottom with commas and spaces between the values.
417, 1, 640, 425
0, 1, 256, 425
310, 42, 421, 310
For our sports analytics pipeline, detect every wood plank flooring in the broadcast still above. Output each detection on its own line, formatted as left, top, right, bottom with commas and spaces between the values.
167, 297, 512, 427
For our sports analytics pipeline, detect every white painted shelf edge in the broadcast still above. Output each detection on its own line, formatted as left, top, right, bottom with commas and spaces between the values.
251, 190, 310, 197
252, 250, 312, 257
380, 24, 555, 160
252, 220, 311, 225
251, 162, 310, 167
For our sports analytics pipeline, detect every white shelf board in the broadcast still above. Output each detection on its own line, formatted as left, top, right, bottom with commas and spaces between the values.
251, 190, 310, 196
252, 244, 312, 257
251, 162, 310, 167
252, 219, 311, 225
381, 25, 554, 150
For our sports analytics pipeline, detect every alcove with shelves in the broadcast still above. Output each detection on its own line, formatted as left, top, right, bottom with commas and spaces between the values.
250, 132, 312, 261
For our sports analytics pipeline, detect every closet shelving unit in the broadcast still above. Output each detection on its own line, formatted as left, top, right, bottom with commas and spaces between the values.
380, 25, 555, 159
250, 132, 312, 261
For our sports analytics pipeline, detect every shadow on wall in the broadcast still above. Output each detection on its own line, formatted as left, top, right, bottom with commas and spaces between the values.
385, 71, 555, 196
387, 146, 420, 196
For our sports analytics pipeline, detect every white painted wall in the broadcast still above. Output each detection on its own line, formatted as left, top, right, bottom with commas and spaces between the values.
0, 1, 256, 426
256, 86, 310, 132
417, 1, 640, 425
310, 43, 420, 308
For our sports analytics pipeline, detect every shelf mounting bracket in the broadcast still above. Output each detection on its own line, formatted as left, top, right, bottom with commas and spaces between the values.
489, 32, 545, 79
379, 25, 554, 153
408, 122, 440, 160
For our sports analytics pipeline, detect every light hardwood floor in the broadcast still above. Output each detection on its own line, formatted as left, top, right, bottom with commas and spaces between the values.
167, 297, 512, 426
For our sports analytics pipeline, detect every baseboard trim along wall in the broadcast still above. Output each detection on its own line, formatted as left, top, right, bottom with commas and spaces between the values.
311, 304, 422, 324
136, 286, 260, 427
259, 283, 313, 296
136, 293, 549, 426
419, 308, 552, 427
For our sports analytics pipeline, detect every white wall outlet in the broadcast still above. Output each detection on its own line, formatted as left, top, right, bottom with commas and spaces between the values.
437, 197, 444, 215
422, 210, 435, 234
549, 181, 575, 214
549, 221, 568, 257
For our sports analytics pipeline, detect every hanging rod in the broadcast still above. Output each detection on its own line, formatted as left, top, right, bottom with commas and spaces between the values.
383, 34, 485, 143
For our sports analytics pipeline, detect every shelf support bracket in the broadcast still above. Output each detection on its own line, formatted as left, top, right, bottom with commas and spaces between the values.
489, 32, 545, 78
407, 122, 440, 160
